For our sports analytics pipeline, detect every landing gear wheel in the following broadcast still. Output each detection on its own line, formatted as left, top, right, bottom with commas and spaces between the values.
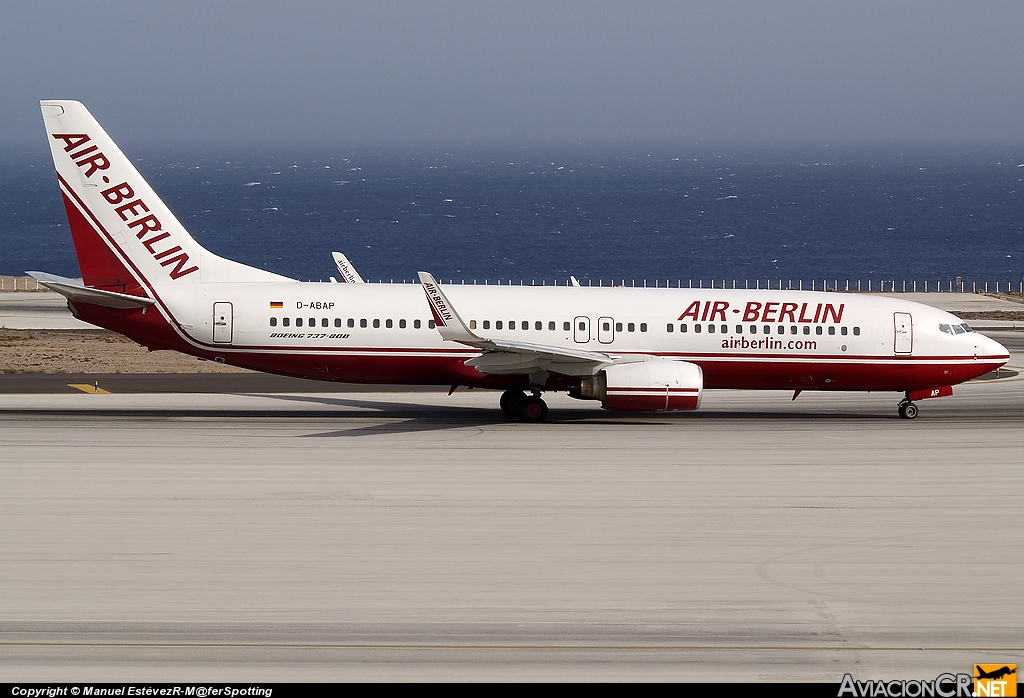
500, 389, 526, 417
898, 401, 918, 420
518, 395, 548, 423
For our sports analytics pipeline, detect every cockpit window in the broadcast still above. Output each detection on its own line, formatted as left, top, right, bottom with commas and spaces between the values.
939, 323, 952, 335
952, 324, 966, 335
961, 323, 974, 333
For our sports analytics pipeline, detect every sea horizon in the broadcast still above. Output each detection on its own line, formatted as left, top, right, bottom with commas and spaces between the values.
4, 142, 1023, 285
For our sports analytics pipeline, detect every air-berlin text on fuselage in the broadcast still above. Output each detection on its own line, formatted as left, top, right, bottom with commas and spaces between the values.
678, 300, 844, 324
52, 133, 199, 280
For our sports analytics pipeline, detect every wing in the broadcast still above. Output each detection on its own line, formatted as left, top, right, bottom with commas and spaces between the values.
417, 271, 616, 377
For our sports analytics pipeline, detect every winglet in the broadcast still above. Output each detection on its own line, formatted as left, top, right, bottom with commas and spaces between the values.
417, 272, 481, 344
331, 252, 364, 283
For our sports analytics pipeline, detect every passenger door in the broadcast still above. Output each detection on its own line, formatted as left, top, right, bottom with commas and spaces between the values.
894, 312, 912, 354
213, 302, 233, 344
597, 316, 615, 344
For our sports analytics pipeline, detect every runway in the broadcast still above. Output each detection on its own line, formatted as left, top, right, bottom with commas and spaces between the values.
1, 344, 1023, 681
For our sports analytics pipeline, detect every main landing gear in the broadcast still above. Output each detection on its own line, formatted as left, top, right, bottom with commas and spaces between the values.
898, 399, 919, 420
499, 389, 549, 423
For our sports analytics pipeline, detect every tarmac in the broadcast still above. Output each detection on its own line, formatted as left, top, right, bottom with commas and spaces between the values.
0, 292, 1022, 681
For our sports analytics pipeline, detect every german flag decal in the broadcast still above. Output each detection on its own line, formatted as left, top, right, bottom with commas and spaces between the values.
270, 301, 283, 308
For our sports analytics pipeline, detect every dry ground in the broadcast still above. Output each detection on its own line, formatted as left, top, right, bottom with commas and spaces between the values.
0, 329, 250, 374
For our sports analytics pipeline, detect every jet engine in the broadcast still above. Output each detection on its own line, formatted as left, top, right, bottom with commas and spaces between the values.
570, 358, 703, 412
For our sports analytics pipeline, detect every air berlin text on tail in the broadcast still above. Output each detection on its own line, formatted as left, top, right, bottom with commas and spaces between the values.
52, 133, 198, 280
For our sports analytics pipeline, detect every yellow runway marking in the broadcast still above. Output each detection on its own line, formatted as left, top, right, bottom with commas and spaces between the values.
68, 383, 111, 394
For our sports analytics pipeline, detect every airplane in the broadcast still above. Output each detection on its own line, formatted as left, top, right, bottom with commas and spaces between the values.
975, 666, 1016, 681
29, 100, 1010, 422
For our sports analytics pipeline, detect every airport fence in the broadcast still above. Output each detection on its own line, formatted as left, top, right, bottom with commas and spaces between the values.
3, 275, 1024, 294
359, 277, 1024, 294
0, 276, 43, 291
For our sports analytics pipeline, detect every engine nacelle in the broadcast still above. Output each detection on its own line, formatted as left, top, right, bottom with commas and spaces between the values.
572, 359, 703, 412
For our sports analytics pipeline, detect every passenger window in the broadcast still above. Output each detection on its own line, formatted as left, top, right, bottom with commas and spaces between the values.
296, 318, 303, 327
603, 322, 611, 331
483, 320, 490, 329
270, 317, 277, 327
578, 321, 585, 330
790, 326, 797, 335
470, 320, 477, 329
763, 325, 770, 334
414, 319, 421, 329
535, 321, 542, 330
615, 322, 623, 332
841, 326, 848, 336
496, 321, 503, 330
750, 325, 757, 334
563, 321, 571, 331
666, 323, 674, 333
360, 319, 367, 328
348, 318, 354, 328
372, 319, 379, 328
803, 326, 810, 335
694, 324, 701, 333
680, 323, 687, 333
428, 320, 436, 329
828, 326, 835, 335
522, 320, 529, 330
509, 321, 516, 330
719, 324, 726, 333
309, 318, 315, 327
736, 325, 743, 334
548, 321, 555, 330
400, 319, 407, 329
853, 326, 860, 336
386, 319, 393, 328
322, 318, 329, 328
628, 322, 635, 332
815, 326, 822, 335
282, 317, 290, 327
334, 318, 342, 327
708, 324, 715, 334
640, 323, 648, 332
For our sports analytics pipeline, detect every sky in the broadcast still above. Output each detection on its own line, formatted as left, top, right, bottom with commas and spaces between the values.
3, 1, 1024, 147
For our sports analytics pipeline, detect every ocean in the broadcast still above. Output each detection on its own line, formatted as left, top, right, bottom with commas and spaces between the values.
3, 144, 1023, 288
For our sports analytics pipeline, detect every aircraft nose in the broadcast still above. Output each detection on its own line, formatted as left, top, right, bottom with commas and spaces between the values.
979, 333, 1010, 360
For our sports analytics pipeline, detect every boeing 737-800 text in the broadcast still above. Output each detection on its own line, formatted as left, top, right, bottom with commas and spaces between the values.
29, 101, 1010, 421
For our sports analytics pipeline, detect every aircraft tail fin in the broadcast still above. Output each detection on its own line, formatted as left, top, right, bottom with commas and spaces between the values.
39, 100, 291, 292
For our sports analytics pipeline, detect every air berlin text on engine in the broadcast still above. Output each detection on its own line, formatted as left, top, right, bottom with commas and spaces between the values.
52, 133, 199, 280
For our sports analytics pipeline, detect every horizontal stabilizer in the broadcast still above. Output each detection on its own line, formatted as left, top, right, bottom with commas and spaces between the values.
26, 271, 154, 309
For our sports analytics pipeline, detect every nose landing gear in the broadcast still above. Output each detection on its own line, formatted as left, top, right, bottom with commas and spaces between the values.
898, 400, 918, 420
499, 389, 549, 422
